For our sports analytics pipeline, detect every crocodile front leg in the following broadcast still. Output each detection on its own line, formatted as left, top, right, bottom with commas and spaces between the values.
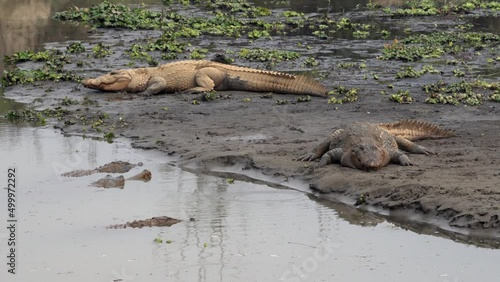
319, 148, 344, 167
140, 77, 167, 95
297, 136, 333, 162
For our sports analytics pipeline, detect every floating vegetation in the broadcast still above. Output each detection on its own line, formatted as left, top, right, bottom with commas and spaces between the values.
59, 96, 79, 106
379, 0, 500, 17
395, 65, 441, 78
92, 43, 112, 58
190, 48, 209, 60
66, 42, 85, 53
337, 62, 367, 69
423, 80, 499, 106
303, 57, 319, 67
237, 48, 300, 62
296, 96, 311, 103
327, 86, 358, 104
380, 31, 499, 61
389, 90, 413, 103
2, 49, 80, 87
5, 107, 70, 125
54, 1, 164, 30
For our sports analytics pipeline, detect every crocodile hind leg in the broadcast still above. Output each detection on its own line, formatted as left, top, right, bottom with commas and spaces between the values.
394, 136, 435, 155
186, 67, 227, 93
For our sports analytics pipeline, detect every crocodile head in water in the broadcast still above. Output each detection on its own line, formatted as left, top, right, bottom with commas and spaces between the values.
82, 69, 133, 91
343, 140, 390, 171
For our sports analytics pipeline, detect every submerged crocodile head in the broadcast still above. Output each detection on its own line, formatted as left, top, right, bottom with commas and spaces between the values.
82, 70, 133, 91
346, 141, 390, 171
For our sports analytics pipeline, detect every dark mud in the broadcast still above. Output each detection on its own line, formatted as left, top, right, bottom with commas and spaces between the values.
2, 1, 500, 242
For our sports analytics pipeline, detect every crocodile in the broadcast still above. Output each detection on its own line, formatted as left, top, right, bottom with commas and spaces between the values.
61, 161, 143, 177
297, 120, 454, 171
127, 169, 152, 182
107, 216, 182, 229
82, 60, 328, 96
90, 169, 152, 188
91, 175, 125, 189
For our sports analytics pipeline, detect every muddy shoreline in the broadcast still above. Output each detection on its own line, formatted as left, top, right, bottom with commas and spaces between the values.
2, 1, 500, 240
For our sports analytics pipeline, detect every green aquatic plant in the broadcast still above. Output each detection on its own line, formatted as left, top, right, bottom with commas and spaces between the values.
54, 0, 164, 30
296, 96, 311, 103
5, 107, 70, 125
2, 67, 80, 86
389, 90, 413, 103
59, 96, 79, 106
379, 31, 499, 61
395, 65, 441, 78
190, 48, 209, 59
92, 43, 112, 58
327, 86, 358, 104
66, 42, 85, 53
489, 92, 500, 102
303, 57, 319, 67
237, 48, 300, 62
423, 80, 498, 106
353, 30, 370, 39
380, 0, 500, 16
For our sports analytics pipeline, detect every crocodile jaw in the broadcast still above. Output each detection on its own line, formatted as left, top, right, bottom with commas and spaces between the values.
82, 70, 132, 91
350, 144, 389, 171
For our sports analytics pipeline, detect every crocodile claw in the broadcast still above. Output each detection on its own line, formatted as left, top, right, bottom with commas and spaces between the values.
296, 153, 318, 162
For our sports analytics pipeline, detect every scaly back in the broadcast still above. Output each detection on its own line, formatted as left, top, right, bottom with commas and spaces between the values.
378, 119, 455, 141
157, 60, 328, 96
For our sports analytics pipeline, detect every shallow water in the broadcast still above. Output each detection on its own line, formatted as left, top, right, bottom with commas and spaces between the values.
0, 116, 499, 282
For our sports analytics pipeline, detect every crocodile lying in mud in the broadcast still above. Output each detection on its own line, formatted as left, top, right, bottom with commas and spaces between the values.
82, 60, 328, 96
61, 161, 143, 177
107, 216, 182, 229
298, 120, 454, 171
91, 169, 152, 189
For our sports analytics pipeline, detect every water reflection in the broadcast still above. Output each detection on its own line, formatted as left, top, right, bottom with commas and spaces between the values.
0, 0, 164, 79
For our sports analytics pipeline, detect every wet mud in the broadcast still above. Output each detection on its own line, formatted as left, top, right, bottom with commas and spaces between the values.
2, 0, 500, 241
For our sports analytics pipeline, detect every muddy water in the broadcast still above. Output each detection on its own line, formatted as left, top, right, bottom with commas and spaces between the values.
0, 0, 162, 77
0, 115, 499, 281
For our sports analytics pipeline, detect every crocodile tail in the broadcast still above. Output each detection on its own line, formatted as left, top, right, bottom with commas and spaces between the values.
285, 74, 329, 97
378, 119, 455, 141
61, 169, 97, 177
210, 61, 328, 96
224, 71, 328, 97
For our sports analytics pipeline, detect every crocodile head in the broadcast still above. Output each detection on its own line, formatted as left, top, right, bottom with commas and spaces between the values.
344, 142, 390, 171
82, 70, 133, 91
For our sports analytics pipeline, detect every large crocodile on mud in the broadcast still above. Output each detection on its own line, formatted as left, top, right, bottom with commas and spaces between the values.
297, 120, 454, 171
82, 60, 328, 96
